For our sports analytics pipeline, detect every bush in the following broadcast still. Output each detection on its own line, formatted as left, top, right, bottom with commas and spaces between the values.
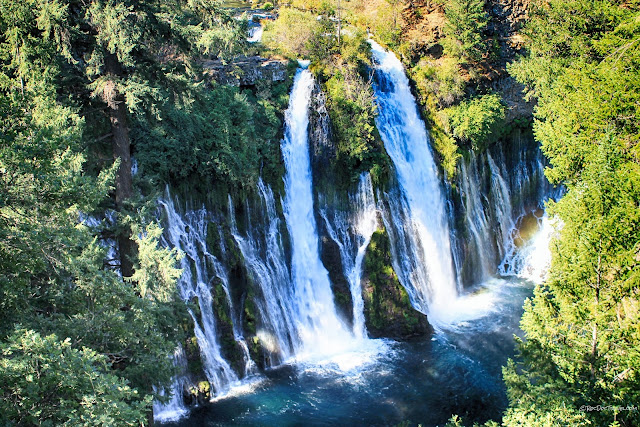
440, 93, 506, 150
411, 57, 465, 108
262, 1, 273, 10
262, 8, 320, 57
443, 0, 488, 62
133, 76, 289, 194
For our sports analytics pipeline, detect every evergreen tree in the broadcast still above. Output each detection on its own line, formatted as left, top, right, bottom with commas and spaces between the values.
504, 1, 640, 425
0, 0, 248, 423
443, 0, 488, 62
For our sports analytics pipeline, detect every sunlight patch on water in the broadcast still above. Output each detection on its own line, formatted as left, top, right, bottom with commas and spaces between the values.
294, 338, 394, 375
209, 376, 266, 403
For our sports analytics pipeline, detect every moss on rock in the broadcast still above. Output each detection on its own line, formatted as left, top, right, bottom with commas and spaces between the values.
362, 228, 432, 339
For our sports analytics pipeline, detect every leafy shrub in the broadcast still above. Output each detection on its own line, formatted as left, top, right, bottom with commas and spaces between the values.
443, 0, 488, 62
262, 2, 273, 10
0, 331, 149, 426
440, 93, 506, 150
133, 76, 289, 194
262, 8, 320, 57
411, 57, 465, 108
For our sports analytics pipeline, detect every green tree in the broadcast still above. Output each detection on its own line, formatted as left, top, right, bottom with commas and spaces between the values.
504, 2, 640, 425
0, 0, 244, 422
443, 0, 488, 62
0, 330, 149, 426
440, 93, 505, 150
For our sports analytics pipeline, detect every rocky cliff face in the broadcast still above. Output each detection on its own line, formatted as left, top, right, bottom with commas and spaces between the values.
202, 56, 289, 86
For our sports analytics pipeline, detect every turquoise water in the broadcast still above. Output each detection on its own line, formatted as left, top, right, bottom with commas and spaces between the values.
167, 278, 531, 426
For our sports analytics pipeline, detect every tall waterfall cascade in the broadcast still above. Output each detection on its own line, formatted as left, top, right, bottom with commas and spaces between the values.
280, 67, 358, 360
230, 179, 299, 363
370, 40, 458, 324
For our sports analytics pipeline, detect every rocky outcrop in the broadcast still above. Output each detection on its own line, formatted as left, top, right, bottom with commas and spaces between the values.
308, 81, 336, 184
307, 80, 355, 324
362, 227, 432, 339
202, 56, 289, 86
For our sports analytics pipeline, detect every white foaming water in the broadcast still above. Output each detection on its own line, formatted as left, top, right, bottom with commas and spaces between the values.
247, 24, 263, 43
230, 179, 299, 363
499, 213, 557, 284
281, 68, 387, 365
370, 41, 457, 323
159, 196, 239, 395
320, 173, 378, 339
153, 347, 189, 423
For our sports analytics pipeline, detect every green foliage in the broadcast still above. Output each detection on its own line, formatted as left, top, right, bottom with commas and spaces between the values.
262, 8, 321, 57
443, 0, 488, 62
440, 93, 505, 151
133, 77, 288, 193
411, 57, 466, 108
504, 2, 640, 426
0, 330, 149, 426
132, 223, 184, 302
0, 0, 235, 423
324, 64, 385, 183
262, 1, 274, 10
312, 28, 391, 185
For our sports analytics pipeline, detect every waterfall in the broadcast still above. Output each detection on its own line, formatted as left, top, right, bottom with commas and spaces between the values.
370, 41, 457, 322
230, 179, 299, 363
457, 153, 493, 280
159, 196, 239, 395
153, 347, 189, 423
209, 231, 256, 377
280, 67, 354, 358
320, 173, 378, 339
499, 213, 556, 284
487, 153, 515, 260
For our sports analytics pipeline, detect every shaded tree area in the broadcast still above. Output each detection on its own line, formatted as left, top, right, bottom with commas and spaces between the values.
0, 0, 269, 424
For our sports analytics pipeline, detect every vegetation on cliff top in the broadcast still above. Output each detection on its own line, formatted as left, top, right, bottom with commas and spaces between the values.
263, 6, 389, 186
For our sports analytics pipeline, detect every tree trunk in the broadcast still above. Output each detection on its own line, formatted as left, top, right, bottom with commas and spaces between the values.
104, 53, 136, 278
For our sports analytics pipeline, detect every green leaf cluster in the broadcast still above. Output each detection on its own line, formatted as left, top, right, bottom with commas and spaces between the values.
132, 76, 289, 194
0, 330, 150, 426
443, 0, 489, 62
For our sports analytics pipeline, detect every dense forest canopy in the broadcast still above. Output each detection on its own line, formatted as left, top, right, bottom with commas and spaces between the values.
0, 0, 639, 425
503, 1, 640, 426
0, 0, 264, 423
